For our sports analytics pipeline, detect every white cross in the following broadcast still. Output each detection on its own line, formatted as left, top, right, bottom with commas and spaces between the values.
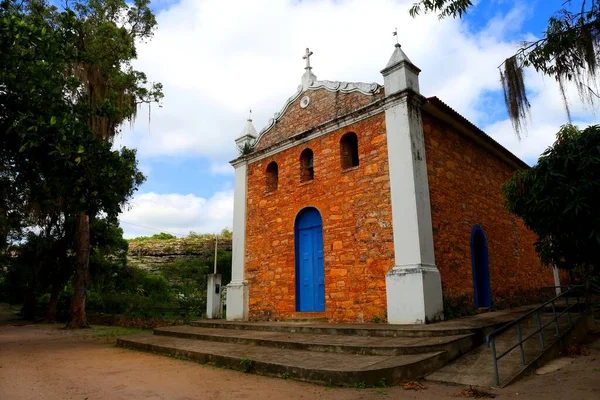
303, 48, 313, 70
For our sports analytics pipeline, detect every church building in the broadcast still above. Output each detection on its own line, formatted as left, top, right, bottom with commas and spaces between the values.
225, 45, 556, 324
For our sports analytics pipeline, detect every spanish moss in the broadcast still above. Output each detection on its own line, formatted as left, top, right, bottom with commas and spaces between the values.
500, 56, 530, 139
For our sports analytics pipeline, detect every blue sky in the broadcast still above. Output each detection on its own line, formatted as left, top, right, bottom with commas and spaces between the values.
114, 0, 597, 238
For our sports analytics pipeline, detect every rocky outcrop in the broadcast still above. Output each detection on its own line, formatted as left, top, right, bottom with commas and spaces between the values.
127, 238, 232, 272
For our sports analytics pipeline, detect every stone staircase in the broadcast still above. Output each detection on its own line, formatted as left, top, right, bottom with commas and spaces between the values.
427, 307, 589, 387
117, 319, 481, 386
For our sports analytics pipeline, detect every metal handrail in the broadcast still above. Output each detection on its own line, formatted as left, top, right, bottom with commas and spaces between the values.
485, 285, 584, 386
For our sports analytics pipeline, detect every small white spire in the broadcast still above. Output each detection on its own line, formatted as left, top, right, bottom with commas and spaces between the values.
239, 117, 257, 138
235, 108, 257, 154
384, 43, 414, 69
381, 41, 421, 95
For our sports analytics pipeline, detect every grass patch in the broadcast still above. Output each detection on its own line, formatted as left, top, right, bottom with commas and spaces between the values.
240, 358, 254, 373
89, 325, 149, 338
0, 303, 22, 318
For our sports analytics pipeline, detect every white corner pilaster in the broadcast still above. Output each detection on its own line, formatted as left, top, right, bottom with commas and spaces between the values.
381, 45, 444, 324
226, 159, 249, 321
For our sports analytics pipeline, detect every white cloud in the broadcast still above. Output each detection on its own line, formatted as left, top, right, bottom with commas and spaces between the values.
484, 66, 597, 164
112, 0, 598, 235
209, 161, 234, 175
116, 0, 591, 163
119, 191, 233, 238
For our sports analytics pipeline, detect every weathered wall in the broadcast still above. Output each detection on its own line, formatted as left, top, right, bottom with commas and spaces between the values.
423, 113, 554, 309
245, 89, 554, 323
128, 238, 232, 272
255, 88, 384, 151
245, 112, 393, 322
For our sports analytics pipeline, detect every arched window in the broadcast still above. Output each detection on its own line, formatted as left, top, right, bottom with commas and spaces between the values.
266, 161, 278, 192
340, 132, 359, 169
300, 148, 314, 182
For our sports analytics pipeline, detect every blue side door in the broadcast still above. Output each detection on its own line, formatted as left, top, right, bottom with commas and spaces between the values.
471, 225, 492, 308
296, 208, 325, 312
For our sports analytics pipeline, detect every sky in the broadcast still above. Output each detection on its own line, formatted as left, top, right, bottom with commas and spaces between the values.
114, 0, 598, 239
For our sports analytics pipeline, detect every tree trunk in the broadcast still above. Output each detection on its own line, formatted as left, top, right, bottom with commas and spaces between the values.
22, 287, 36, 320
584, 264, 593, 313
46, 280, 62, 322
67, 212, 91, 328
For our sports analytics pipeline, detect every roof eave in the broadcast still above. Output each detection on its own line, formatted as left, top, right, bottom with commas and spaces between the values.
424, 97, 530, 171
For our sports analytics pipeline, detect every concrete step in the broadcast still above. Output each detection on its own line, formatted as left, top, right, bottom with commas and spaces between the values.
154, 325, 475, 356
117, 333, 448, 386
427, 313, 587, 387
190, 320, 481, 338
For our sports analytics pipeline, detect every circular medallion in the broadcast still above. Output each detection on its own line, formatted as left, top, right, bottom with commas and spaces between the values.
300, 96, 310, 109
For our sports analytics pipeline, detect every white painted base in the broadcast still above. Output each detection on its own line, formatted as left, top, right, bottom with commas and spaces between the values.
553, 266, 562, 296
225, 280, 249, 321
386, 264, 444, 324
206, 274, 222, 319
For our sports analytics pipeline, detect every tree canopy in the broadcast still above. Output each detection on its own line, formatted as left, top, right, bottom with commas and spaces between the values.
503, 125, 600, 279
410, 0, 600, 136
0, 0, 158, 327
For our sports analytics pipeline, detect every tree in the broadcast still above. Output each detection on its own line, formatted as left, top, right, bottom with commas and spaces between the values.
51, 0, 162, 328
503, 125, 600, 293
0, 0, 152, 327
410, 1, 600, 136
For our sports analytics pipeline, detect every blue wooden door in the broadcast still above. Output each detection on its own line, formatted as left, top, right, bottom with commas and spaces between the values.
470, 225, 492, 308
295, 208, 325, 312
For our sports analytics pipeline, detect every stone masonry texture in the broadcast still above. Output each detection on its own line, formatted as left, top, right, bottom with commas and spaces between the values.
244, 88, 554, 323
255, 87, 384, 151
422, 113, 554, 309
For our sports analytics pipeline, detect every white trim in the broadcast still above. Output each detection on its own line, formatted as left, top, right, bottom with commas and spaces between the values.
226, 160, 249, 320
254, 80, 382, 146
241, 93, 410, 165
553, 266, 562, 296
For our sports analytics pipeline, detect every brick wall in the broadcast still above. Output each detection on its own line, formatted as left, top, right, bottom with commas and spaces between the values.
244, 87, 554, 323
423, 112, 554, 310
255, 88, 384, 151
245, 111, 393, 322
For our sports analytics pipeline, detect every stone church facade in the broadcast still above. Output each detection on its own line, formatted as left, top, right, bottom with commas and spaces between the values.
225, 46, 555, 324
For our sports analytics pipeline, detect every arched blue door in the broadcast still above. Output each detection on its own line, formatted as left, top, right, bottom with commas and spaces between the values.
471, 225, 492, 308
295, 207, 325, 312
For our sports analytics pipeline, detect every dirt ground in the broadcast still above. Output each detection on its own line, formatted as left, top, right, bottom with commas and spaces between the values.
0, 322, 599, 400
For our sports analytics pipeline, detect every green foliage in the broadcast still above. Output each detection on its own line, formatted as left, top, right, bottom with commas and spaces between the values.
237, 141, 256, 156
240, 358, 254, 373
354, 382, 367, 389
88, 325, 148, 338
411, 1, 600, 136
128, 232, 178, 242
443, 295, 476, 320
376, 377, 388, 388
86, 272, 178, 316
129, 229, 232, 242
0, 0, 162, 326
0, 217, 130, 317
409, 0, 473, 19
503, 124, 600, 277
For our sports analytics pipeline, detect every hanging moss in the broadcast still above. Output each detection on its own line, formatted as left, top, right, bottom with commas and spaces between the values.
500, 56, 530, 139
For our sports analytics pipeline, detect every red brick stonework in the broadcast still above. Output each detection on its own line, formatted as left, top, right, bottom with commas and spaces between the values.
243, 89, 553, 322
423, 111, 554, 309
255, 88, 384, 151
246, 111, 393, 323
